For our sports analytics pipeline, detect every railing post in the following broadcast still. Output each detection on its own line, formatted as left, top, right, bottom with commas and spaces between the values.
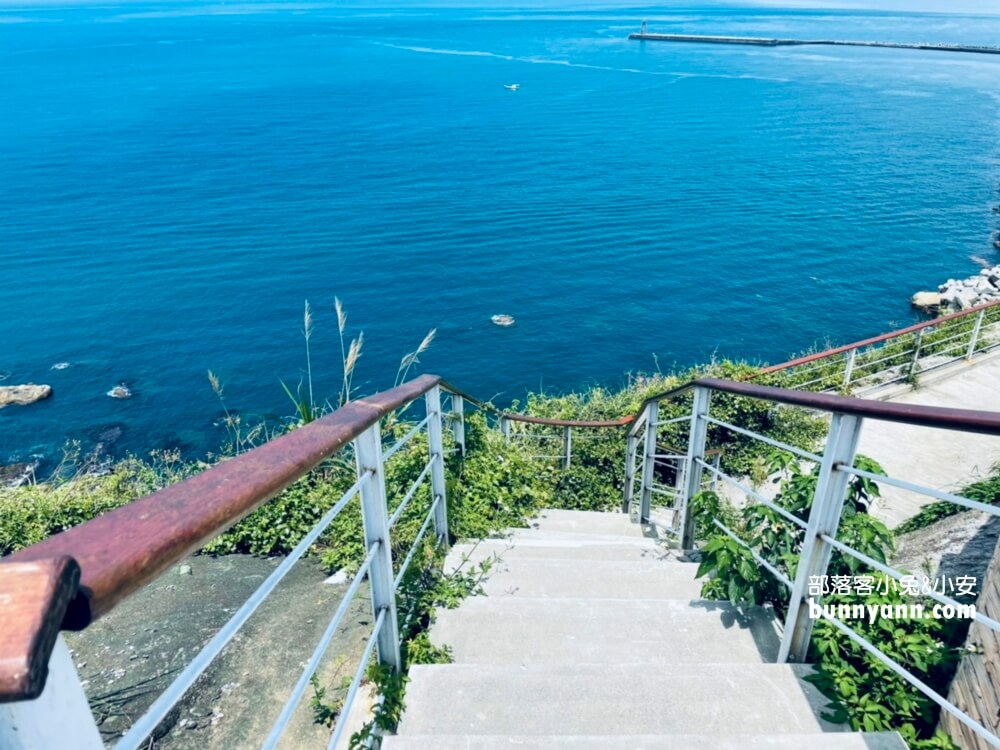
966, 309, 986, 360
623, 431, 637, 514
0, 636, 104, 750
908, 328, 925, 382
354, 423, 402, 671
562, 426, 572, 470
710, 451, 722, 492
501, 417, 510, 441
679, 386, 711, 551
451, 394, 465, 457
778, 412, 863, 663
843, 348, 857, 389
425, 386, 449, 543
639, 402, 659, 523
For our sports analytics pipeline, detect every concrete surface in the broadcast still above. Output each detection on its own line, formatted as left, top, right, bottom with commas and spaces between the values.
858, 354, 1000, 528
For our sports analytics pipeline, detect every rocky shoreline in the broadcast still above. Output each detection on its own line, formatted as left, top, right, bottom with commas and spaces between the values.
911, 261, 1000, 313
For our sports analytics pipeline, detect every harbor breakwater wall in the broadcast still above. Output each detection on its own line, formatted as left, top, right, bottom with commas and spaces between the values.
629, 33, 1000, 56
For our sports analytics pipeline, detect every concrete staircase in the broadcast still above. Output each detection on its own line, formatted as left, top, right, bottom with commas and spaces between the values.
382, 509, 907, 749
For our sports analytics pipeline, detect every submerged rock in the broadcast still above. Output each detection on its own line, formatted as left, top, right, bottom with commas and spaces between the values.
491, 314, 515, 327
107, 383, 133, 399
0, 384, 53, 408
51, 362, 70, 370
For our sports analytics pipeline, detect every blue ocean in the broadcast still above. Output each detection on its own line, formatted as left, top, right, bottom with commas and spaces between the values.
2, 2, 999, 465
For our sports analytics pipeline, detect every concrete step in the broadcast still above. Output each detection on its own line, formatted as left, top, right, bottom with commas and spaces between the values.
525, 509, 651, 538
429, 597, 780, 665
398, 663, 842, 736
477, 557, 704, 600
382, 733, 908, 749
445, 537, 685, 573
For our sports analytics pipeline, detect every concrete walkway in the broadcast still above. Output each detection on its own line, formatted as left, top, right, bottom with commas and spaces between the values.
859, 352, 1000, 528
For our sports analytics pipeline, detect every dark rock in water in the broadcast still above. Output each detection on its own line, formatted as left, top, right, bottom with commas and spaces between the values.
108, 383, 133, 399
88, 423, 126, 446
0, 460, 40, 487
0, 384, 53, 408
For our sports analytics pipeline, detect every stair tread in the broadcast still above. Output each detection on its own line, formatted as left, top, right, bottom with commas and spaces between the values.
430, 597, 780, 664
398, 663, 842, 736
476, 556, 704, 599
382, 733, 908, 749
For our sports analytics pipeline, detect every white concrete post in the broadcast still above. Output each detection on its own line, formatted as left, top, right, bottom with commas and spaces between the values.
680, 386, 711, 551
425, 386, 449, 543
500, 417, 510, 440
0, 636, 103, 750
562, 426, 572, 470
778, 413, 864, 663
354, 423, 402, 670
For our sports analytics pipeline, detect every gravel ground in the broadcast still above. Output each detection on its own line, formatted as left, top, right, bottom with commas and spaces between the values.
66, 554, 375, 749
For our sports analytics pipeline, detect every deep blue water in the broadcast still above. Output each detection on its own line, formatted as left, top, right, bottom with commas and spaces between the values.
2, 3, 999, 465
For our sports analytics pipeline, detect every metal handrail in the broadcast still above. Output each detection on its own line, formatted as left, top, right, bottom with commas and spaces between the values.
756, 298, 1000, 377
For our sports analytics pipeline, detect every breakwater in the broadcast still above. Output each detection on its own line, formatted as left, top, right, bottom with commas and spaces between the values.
628, 33, 1000, 56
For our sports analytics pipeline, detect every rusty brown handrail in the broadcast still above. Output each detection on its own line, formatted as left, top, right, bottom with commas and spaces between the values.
7, 374, 452, 631
0, 557, 80, 701
501, 413, 634, 428
755, 298, 1000, 377
632, 377, 1000, 437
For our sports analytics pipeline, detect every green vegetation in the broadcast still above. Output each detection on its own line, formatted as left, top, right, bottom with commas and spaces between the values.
692, 451, 975, 749
895, 469, 1000, 534
4, 296, 994, 749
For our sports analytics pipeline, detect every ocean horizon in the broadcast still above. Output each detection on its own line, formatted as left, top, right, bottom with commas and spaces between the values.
1, 2, 999, 467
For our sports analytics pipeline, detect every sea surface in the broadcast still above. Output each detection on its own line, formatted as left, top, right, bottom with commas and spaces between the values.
2, 2, 1000, 465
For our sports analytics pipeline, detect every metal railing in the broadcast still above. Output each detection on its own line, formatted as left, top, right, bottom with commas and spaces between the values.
6, 372, 1000, 748
499, 413, 632, 469
627, 377, 1000, 748
757, 299, 1000, 395
0, 375, 492, 750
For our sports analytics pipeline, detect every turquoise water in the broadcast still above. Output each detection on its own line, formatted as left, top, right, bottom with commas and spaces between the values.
1, 3, 999, 465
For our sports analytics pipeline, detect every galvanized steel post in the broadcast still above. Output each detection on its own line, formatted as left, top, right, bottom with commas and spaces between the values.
843, 348, 857, 388
562, 426, 572, 470
452, 394, 466, 456
639, 402, 659, 523
354, 423, 402, 670
967, 309, 986, 360
623, 432, 638, 514
425, 386, 449, 542
680, 386, 711, 551
778, 412, 863, 663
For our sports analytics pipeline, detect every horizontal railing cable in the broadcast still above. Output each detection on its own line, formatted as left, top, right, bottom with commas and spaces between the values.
710, 518, 792, 588
326, 609, 387, 750
838, 465, 1000, 518
260, 544, 380, 750
818, 533, 1000, 633
704, 416, 824, 463
818, 612, 1000, 749
116, 470, 374, 750
387, 457, 435, 528
394, 496, 442, 588
696, 459, 808, 530
382, 416, 431, 462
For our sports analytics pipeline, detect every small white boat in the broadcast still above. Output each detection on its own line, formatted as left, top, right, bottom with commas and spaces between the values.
503, 83, 520, 91
491, 314, 515, 327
